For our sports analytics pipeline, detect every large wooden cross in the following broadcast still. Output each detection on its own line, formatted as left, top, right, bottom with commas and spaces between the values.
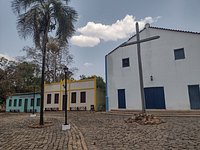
120, 22, 160, 113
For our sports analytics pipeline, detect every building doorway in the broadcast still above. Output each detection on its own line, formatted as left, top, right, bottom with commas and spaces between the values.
144, 87, 166, 109
188, 85, 200, 109
118, 89, 126, 109
24, 99, 28, 112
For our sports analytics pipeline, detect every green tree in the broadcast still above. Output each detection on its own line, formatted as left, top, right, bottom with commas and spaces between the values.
12, 0, 78, 125
13, 62, 40, 93
0, 57, 40, 103
0, 57, 16, 103
96, 76, 106, 94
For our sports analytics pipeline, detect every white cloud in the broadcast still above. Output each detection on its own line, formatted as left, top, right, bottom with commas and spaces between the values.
0, 53, 15, 61
70, 35, 100, 47
83, 62, 94, 68
71, 15, 161, 47
139, 16, 161, 27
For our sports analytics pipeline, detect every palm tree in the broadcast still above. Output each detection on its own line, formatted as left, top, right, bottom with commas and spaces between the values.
12, 0, 78, 125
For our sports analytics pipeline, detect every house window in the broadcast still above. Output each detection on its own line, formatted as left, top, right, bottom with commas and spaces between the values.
47, 94, 51, 104
71, 92, 76, 103
19, 99, 22, 107
9, 99, 12, 107
174, 48, 185, 60
37, 98, 40, 106
80, 92, 86, 103
14, 99, 17, 107
31, 98, 34, 106
122, 58, 130, 67
54, 93, 59, 104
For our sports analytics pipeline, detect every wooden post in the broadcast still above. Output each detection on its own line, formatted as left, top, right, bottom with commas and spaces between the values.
120, 22, 160, 113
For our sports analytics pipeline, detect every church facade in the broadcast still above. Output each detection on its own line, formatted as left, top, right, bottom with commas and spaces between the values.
105, 24, 200, 111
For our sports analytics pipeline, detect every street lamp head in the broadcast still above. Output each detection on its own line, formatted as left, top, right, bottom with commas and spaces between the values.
64, 66, 68, 73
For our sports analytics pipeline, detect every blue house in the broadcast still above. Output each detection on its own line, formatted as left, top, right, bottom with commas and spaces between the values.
6, 92, 41, 112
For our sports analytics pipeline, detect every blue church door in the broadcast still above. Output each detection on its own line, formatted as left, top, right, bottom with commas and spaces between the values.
188, 85, 200, 109
144, 87, 166, 109
118, 89, 126, 109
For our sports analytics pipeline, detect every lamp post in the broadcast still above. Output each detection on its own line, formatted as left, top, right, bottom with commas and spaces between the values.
64, 66, 68, 125
33, 85, 35, 114
31, 68, 37, 117
62, 66, 70, 130
30, 85, 36, 117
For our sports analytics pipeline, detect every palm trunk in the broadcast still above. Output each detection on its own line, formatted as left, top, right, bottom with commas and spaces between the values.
40, 55, 45, 124
40, 41, 46, 125
40, 28, 48, 126
39, 9, 51, 125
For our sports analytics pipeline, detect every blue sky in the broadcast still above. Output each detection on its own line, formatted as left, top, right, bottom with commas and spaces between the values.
0, 0, 200, 79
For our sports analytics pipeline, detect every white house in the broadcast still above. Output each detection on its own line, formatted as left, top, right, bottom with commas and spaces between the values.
105, 24, 200, 111
44, 77, 105, 111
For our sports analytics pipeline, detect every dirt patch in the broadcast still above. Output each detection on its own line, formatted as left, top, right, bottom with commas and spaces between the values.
28, 121, 53, 128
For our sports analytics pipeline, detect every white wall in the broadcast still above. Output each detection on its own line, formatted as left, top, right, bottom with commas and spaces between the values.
44, 92, 60, 109
69, 80, 95, 110
45, 83, 60, 92
44, 83, 61, 109
107, 26, 200, 110
107, 44, 142, 110
70, 80, 95, 89
69, 90, 94, 110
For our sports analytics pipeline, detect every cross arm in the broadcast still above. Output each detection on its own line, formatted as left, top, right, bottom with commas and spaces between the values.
120, 35, 160, 47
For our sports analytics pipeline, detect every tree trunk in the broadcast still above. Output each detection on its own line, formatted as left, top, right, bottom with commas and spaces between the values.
40, 38, 46, 125
40, 27, 49, 125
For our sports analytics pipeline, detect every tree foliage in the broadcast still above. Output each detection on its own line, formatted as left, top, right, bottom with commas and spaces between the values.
12, 0, 78, 48
0, 57, 15, 102
0, 57, 40, 102
12, 61, 41, 93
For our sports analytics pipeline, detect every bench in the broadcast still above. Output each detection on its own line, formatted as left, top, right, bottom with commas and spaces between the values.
70, 106, 87, 111
45, 107, 59, 111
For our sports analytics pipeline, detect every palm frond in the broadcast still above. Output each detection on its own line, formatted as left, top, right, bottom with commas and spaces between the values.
16, 4, 43, 48
13, 0, 78, 48
11, 0, 40, 14
51, 0, 78, 46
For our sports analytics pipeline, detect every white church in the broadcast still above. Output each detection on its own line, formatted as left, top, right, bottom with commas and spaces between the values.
105, 23, 200, 111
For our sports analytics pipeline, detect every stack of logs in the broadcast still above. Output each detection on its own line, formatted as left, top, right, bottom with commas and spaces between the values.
124, 113, 165, 125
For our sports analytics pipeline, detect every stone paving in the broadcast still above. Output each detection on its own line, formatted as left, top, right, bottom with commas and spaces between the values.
1, 111, 200, 150
72, 112, 200, 150
0, 112, 87, 150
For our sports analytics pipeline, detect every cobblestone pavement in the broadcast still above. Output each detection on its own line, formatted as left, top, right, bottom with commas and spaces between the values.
1, 112, 200, 150
0, 112, 87, 150
72, 112, 200, 150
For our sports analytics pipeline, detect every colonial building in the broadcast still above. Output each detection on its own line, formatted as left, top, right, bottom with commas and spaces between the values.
6, 77, 105, 112
105, 24, 200, 111
44, 77, 105, 111
6, 92, 41, 112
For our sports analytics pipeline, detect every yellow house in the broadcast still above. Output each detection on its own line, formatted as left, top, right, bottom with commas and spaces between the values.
44, 77, 105, 111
